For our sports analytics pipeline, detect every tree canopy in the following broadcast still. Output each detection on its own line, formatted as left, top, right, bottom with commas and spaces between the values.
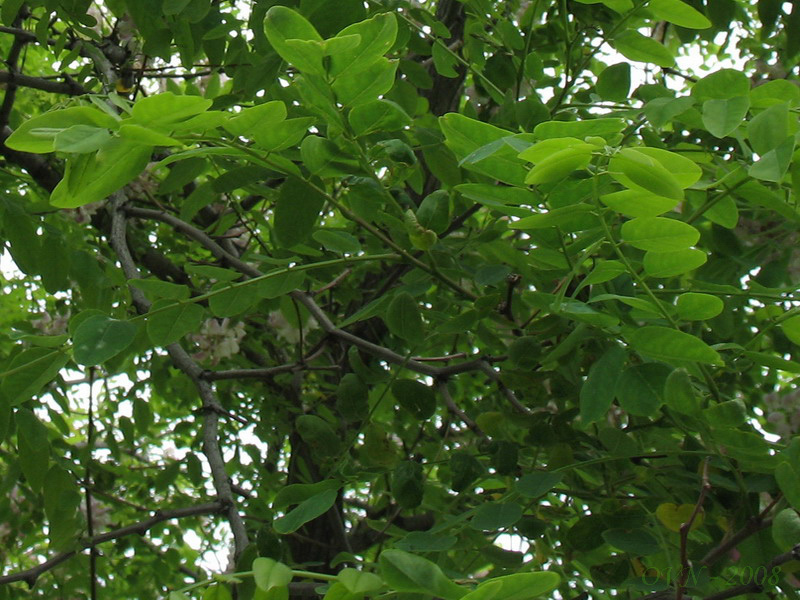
1, 0, 800, 599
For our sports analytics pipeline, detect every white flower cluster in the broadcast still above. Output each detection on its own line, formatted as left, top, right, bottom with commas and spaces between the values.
190, 318, 246, 365
267, 310, 318, 344
31, 311, 69, 336
763, 388, 800, 439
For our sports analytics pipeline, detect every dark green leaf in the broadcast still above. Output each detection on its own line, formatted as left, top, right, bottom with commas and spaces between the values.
72, 314, 138, 366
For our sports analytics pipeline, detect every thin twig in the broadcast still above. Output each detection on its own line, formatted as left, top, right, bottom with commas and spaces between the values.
676, 458, 711, 600
0, 502, 223, 586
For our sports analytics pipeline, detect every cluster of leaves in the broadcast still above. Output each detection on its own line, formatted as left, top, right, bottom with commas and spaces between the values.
1, 0, 800, 599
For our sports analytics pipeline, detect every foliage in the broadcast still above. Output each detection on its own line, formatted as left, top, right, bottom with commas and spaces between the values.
1, 0, 800, 599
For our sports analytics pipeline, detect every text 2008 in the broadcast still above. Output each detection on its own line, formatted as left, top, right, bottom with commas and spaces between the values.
641, 565, 782, 587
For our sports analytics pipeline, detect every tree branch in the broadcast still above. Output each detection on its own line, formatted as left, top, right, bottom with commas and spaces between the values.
0, 71, 87, 95
108, 193, 249, 563
0, 502, 223, 587
701, 543, 800, 600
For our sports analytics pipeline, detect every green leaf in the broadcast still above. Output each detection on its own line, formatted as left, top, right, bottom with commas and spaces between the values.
440, 114, 529, 185
253, 557, 293, 591
632, 147, 703, 187
609, 149, 684, 200
119, 123, 182, 146
130, 279, 191, 301
4, 106, 117, 153
15, 408, 50, 492
147, 299, 205, 346
392, 461, 424, 509
579, 345, 626, 424
508, 336, 543, 369
517, 472, 563, 497
524, 147, 594, 184
329, 12, 397, 77
776, 461, 800, 510
379, 550, 467, 600
773, 509, 800, 551
1, 348, 69, 406
256, 270, 305, 299
295, 415, 342, 458
621, 217, 700, 251
676, 293, 724, 321
782, 315, 800, 345
203, 584, 232, 600
612, 30, 674, 66
209, 282, 258, 317
596, 62, 631, 101
703, 195, 739, 228
224, 101, 287, 137
273, 488, 338, 534
53, 124, 112, 153
702, 96, 750, 138
274, 177, 326, 248
432, 41, 460, 77
703, 399, 746, 427
469, 503, 523, 531
454, 184, 532, 215
72, 314, 138, 366
749, 136, 795, 182
664, 368, 700, 414
616, 363, 670, 416
253, 117, 314, 152
642, 248, 707, 277
644, 96, 695, 129
263, 6, 324, 75
627, 326, 722, 365
50, 138, 152, 208
513, 204, 596, 231
459, 573, 560, 600
392, 379, 436, 419
648, 0, 712, 28
273, 480, 342, 511
385, 292, 425, 345
337, 569, 384, 594
395, 531, 457, 552
602, 528, 660, 554
581, 260, 627, 286
600, 189, 679, 217
301, 136, 361, 177
533, 118, 625, 139
131, 92, 212, 128
750, 79, 800, 108
747, 103, 789, 154
692, 69, 750, 101
450, 451, 483, 492
349, 100, 411, 136
312, 230, 362, 254
332, 58, 398, 107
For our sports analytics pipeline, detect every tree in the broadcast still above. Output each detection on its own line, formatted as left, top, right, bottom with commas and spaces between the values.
1, 0, 800, 598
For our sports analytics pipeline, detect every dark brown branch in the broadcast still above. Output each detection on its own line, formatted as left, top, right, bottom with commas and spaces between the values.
0, 71, 87, 95
0, 502, 223, 587
204, 363, 340, 381
700, 512, 775, 568
438, 379, 483, 435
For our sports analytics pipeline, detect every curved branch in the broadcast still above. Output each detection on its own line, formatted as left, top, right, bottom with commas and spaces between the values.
0, 502, 223, 587
109, 193, 249, 562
